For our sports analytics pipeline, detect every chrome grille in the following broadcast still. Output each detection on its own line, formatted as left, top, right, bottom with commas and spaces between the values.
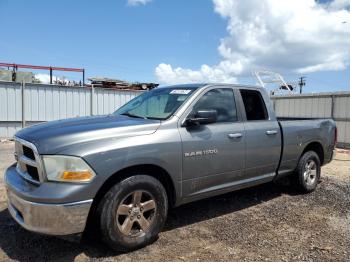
14, 137, 44, 185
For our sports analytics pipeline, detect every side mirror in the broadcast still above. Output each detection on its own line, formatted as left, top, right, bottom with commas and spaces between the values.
185, 109, 217, 126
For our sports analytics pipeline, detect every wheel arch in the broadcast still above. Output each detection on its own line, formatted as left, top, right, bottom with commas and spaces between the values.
301, 141, 324, 165
85, 164, 177, 233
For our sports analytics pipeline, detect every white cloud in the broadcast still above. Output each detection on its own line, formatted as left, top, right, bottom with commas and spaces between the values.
155, 63, 238, 85
127, 0, 152, 6
155, 0, 350, 84
35, 74, 66, 84
326, 0, 350, 10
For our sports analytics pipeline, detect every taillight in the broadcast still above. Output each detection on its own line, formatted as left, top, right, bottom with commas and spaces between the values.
334, 127, 337, 145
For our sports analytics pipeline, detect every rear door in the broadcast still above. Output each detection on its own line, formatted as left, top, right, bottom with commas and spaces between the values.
179, 87, 245, 198
238, 89, 281, 179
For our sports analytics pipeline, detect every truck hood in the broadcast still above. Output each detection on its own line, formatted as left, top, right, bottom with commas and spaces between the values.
15, 115, 160, 154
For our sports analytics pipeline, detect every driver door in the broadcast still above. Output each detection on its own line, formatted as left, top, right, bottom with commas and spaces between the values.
179, 87, 245, 199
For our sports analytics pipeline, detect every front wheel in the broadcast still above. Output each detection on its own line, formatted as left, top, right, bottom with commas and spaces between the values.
98, 175, 168, 251
294, 151, 321, 193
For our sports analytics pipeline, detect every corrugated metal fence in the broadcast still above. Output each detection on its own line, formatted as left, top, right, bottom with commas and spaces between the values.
0, 81, 141, 138
271, 92, 350, 148
1, 81, 349, 148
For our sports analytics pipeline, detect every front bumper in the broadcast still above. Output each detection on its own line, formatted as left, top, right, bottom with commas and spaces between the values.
5, 166, 93, 236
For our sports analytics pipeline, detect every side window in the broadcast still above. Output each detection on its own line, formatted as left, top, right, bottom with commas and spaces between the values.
240, 89, 268, 121
192, 88, 237, 122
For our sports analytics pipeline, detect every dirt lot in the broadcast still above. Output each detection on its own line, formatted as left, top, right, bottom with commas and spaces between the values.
0, 141, 349, 262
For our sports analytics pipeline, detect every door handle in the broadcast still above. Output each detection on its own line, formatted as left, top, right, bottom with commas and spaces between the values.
228, 133, 243, 139
266, 130, 278, 135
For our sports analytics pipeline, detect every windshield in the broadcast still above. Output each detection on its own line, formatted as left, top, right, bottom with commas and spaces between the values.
114, 87, 197, 120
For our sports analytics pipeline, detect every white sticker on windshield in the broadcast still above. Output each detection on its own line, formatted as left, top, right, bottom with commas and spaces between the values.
170, 89, 191, 95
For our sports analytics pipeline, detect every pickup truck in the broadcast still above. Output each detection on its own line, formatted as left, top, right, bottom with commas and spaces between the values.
5, 84, 336, 251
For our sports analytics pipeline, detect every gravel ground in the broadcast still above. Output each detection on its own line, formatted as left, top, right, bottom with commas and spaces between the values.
0, 141, 349, 262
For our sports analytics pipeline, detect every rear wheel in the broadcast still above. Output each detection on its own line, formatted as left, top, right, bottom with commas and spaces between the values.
98, 175, 168, 251
294, 151, 321, 193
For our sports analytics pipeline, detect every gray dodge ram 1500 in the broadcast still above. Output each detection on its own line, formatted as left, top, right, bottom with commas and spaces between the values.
5, 84, 336, 251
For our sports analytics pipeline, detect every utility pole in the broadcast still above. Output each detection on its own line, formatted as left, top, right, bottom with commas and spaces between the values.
298, 76, 306, 94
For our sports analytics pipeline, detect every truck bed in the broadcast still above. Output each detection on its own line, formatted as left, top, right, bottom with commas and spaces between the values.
276, 118, 335, 177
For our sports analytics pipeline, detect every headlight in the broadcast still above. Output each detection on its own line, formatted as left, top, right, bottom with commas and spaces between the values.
42, 155, 96, 183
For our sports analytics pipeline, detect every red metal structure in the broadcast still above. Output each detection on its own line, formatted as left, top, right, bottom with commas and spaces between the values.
0, 62, 85, 85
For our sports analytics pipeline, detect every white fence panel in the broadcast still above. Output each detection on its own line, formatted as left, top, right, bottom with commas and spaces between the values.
0, 82, 22, 122
23, 84, 92, 121
0, 81, 142, 138
93, 88, 140, 115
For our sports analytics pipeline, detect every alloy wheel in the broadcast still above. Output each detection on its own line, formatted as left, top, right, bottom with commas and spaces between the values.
116, 190, 157, 237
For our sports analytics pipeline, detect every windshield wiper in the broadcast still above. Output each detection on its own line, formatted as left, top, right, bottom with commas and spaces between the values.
120, 112, 145, 119
144, 116, 163, 120
120, 112, 164, 120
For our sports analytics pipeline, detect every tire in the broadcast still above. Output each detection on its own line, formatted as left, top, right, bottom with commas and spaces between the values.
98, 175, 168, 252
294, 151, 321, 193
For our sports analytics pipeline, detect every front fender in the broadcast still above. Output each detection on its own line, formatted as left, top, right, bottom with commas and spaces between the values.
59, 130, 183, 201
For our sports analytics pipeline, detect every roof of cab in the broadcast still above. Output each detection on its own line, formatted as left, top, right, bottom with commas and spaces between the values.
157, 83, 262, 90
157, 83, 208, 89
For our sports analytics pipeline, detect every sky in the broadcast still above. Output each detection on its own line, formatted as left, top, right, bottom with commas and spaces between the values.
0, 0, 350, 93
